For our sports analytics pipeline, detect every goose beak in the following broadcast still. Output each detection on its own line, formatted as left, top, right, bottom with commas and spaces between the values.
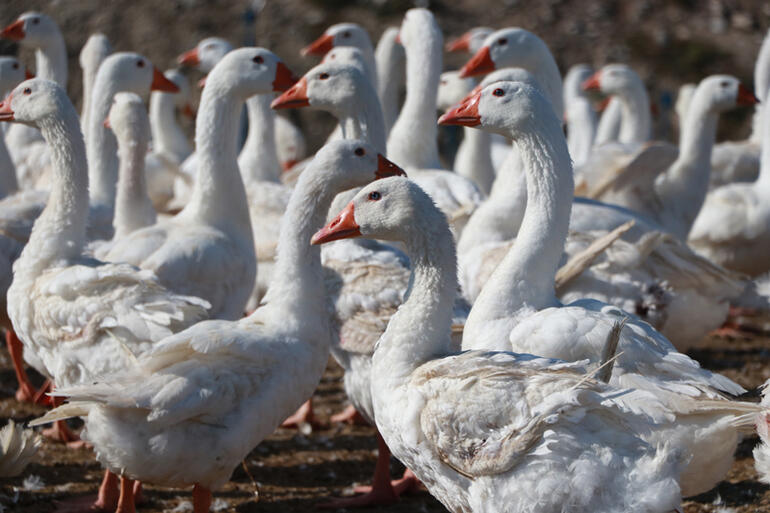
311, 202, 361, 245
282, 159, 298, 172
459, 46, 494, 78
375, 154, 406, 179
151, 68, 180, 93
737, 84, 759, 106
581, 73, 602, 91
302, 33, 334, 57
182, 103, 196, 118
1, 20, 25, 41
24, 69, 33, 80
273, 62, 298, 92
0, 94, 14, 121
177, 48, 200, 67
271, 77, 309, 109
438, 92, 481, 126
103, 116, 111, 129
446, 31, 472, 53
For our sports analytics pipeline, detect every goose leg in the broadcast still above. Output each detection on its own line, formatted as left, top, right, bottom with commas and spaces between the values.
5, 330, 37, 403
42, 395, 85, 447
115, 476, 136, 513
281, 399, 323, 428
193, 484, 212, 513
329, 404, 369, 425
52, 470, 119, 513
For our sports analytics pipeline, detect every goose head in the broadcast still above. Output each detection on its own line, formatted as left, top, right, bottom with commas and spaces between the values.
690, 75, 758, 113
446, 27, 493, 54
104, 92, 149, 141
459, 27, 546, 78
272, 60, 367, 112
100, 52, 179, 96
302, 22, 371, 57
1, 12, 58, 46
437, 71, 475, 111
312, 176, 436, 245
396, 8, 441, 50
581, 64, 644, 98
205, 47, 297, 98
439, 80, 558, 139
0, 78, 73, 127
177, 37, 233, 73
0, 57, 32, 94
321, 47, 367, 71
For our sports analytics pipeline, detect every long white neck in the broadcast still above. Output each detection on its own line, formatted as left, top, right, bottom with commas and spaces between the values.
257, 162, 335, 335
656, 92, 720, 239
35, 35, 68, 87
566, 97, 597, 166
616, 80, 651, 144
454, 126, 495, 194
464, 121, 572, 340
751, 31, 770, 144
180, 80, 252, 235
113, 125, 156, 239
594, 97, 622, 146
375, 27, 405, 135
20, 109, 89, 271
756, 92, 770, 188
80, 40, 111, 138
86, 72, 122, 209
150, 91, 193, 161
0, 132, 18, 198
372, 201, 457, 382
237, 94, 281, 184
387, 25, 443, 169
336, 82, 387, 155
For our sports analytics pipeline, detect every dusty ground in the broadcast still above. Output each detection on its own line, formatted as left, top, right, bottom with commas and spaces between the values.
1, 328, 769, 513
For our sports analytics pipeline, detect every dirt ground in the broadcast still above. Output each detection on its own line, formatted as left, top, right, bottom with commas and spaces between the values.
1, 328, 769, 513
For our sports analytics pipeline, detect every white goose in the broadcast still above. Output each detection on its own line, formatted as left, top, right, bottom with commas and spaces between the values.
594, 96, 623, 146
688, 86, 770, 276
79, 33, 112, 142
32, 139, 405, 513
589, 75, 758, 240
448, 80, 759, 497
445, 26, 493, 54
302, 22, 378, 87
563, 64, 597, 168
1, 12, 66, 190
374, 27, 405, 135
101, 48, 296, 320
312, 176, 687, 513
0, 57, 29, 199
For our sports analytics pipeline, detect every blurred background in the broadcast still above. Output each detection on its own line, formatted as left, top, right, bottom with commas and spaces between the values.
1, 0, 768, 159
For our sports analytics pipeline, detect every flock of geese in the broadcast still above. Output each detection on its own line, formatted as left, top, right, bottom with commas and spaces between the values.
1, 6, 770, 513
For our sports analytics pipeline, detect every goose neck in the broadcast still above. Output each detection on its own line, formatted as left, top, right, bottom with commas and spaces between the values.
238, 94, 280, 184
375, 29, 404, 134
616, 82, 651, 144
0, 133, 18, 197
337, 84, 387, 155
566, 98, 597, 166
456, 126, 495, 194
150, 91, 193, 161
35, 35, 68, 87
86, 76, 122, 209
113, 129, 155, 238
465, 127, 572, 334
757, 102, 770, 187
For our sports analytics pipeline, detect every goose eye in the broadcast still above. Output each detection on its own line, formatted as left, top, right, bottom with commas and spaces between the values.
253, 55, 264, 64
497, 37, 507, 45
368, 191, 381, 201
12, 63, 18, 69
137, 60, 145, 68
493, 88, 505, 97
354, 147, 365, 156
23, 87, 31, 95
720, 81, 729, 88
342, 31, 350, 38
319, 72, 329, 80
32, 18, 39, 25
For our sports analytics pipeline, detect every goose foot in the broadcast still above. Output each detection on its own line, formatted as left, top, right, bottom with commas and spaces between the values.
193, 484, 212, 513
53, 471, 119, 512
115, 476, 136, 513
42, 420, 86, 447
329, 404, 369, 425
281, 399, 324, 429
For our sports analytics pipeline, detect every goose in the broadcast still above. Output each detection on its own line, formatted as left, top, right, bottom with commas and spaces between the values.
594, 96, 623, 146
79, 33, 112, 142
0, 420, 41, 478
674, 83, 696, 137
708, 28, 770, 188
32, 139, 406, 513
0, 57, 30, 199
754, 380, 770, 486
1, 12, 66, 190
302, 22, 377, 88
145, 68, 194, 211
100, 48, 296, 320
437, 71, 495, 194
444, 80, 759, 496
563, 64, 597, 168
374, 27, 405, 135
688, 86, 770, 276
312, 176, 687, 513
445, 26, 493, 54
587, 75, 758, 240
386, 8, 484, 236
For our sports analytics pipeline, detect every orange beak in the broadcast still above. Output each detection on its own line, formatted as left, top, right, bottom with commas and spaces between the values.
271, 77, 309, 109
311, 202, 361, 245
182, 103, 196, 118
177, 48, 200, 67
273, 62, 298, 92
103, 116, 111, 129
438, 91, 481, 126
459, 46, 495, 78
282, 159, 298, 172
24, 68, 33, 80
737, 83, 759, 106
152, 68, 180, 93
0, 93, 14, 121
375, 154, 406, 179
302, 33, 334, 57
1, 20, 25, 41
446, 31, 473, 53
581, 72, 602, 91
